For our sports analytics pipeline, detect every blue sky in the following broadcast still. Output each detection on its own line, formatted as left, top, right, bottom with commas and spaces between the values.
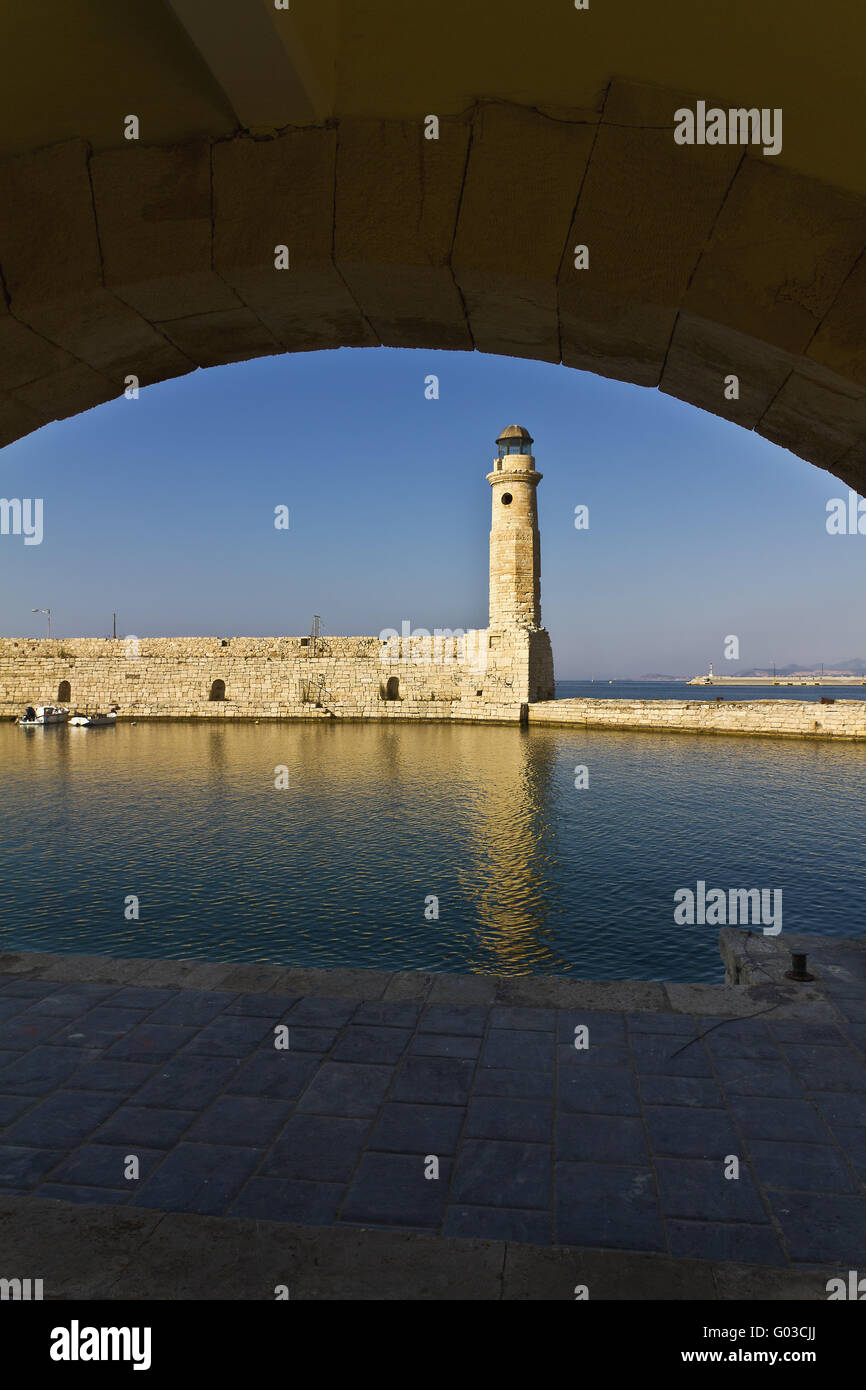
1, 346, 862, 678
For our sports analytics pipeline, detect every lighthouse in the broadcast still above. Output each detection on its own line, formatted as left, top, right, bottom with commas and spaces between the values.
487, 424, 542, 630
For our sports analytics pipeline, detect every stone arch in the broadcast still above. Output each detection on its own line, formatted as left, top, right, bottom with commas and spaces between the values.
209, 678, 226, 701
57, 679, 71, 702
0, 85, 863, 490
384, 676, 401, 701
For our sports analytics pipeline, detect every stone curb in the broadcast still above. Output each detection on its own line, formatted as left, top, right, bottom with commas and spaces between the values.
0, 1196, 839, 1301
0, 944, 849, 1022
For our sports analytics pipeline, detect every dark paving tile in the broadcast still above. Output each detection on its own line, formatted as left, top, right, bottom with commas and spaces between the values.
0, 1015, 72, 1048
295, 1061, 393, 1117
131, 1143, 262, 1214
285, 997, 358, 1029
135, 1055, 241, 1109
0, 1146, 63, 1188
811, 1091, 866, 1129
655, 1158, 767, 1223
778, 1044, 866, 1093
630, 1034, 712, 1077
368, 1102, 465, 1156
419, 1004, 488, 1037
49, 1144, 164, 1189
92, 1105, 197, 1149
638, 1075, 725, 1109
644, 1105, 740, 1159
3, 1090, 124, 1147
768, 1190, 866, 1264
627, 1013, 697, 1036
227, 1052, 319, 1101
278, 1027, 338, 1054
222, 993, 298, 1018
392, 1057, 475, 1106
0, 981, 63, 998
353, 1001, 422, 1029
444, 1205, 551, 1244
331, 1026, 411, 1065
481, 1029, 553, 1072
340, 1151, 451, 1227
768, 1020, 848, 1047
0, 1001, 26, 1023
186, 1096, 293, 1148
474, 1067, 553, 1100
837, 1126, 866, 1184
0, 1046, 91, 1095
557, 1066, 639, 1116
230, 1177, 343, 1224
183, 1015, 276, 1057
554, 1163, 664, 1251
106, 1024, 198, 1062
262, 1114, 369, 1182
451, 1139, 551, 1210
833, 998, 866, 1024
39, 1184, 131, 1206
731, 1096, 831, 1143
747, 1140, 863, 1194
0, 1095, 35, 1126
666, 1219, 785, 1265
409, 1032, 481, 1060
703, 1031, 781, 1061
108, 987, 179, 1011
557, 1011, 626, 1046
147, 991, 234, 1028
466, 1097, 552, 1144
49, 1008, 144, 1047
18, 987, 116, 1017
67, 1059, 156, 1093
490, 1006, 555, 1032
713, 1057, 802, 1099
557, 1043, 631, 1069
556, 1113, 649, 1165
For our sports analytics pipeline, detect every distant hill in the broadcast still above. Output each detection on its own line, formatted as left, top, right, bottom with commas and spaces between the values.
736, 659, 866, 677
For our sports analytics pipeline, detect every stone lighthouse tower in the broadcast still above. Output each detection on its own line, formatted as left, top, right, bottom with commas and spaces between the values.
486, 424, 555, 700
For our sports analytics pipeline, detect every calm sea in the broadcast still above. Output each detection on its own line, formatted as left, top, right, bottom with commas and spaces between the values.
557, 679, 866, 702
2, 710, 864, 983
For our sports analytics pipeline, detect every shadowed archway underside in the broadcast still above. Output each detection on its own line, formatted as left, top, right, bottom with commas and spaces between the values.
0, 81, 864, 489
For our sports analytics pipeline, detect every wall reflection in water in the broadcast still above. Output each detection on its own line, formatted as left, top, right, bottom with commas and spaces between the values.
2, 720, 865, 982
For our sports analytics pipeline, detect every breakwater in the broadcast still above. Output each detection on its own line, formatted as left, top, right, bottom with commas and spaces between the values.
529, 696, 866, 741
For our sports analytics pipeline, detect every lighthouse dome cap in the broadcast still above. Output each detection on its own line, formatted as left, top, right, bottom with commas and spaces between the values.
496, 424, 533, 445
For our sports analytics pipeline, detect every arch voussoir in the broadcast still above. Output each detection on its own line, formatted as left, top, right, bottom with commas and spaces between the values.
0, 86, 862, 489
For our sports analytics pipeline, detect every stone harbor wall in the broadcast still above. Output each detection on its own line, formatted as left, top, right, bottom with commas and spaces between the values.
528, 696, 866, 741
0, 632, 555, 723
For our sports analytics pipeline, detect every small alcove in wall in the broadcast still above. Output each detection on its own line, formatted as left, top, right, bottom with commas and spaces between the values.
209, 679, 226, 701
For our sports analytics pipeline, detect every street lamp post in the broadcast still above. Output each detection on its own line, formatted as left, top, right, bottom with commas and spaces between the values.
32, 608, 50, 638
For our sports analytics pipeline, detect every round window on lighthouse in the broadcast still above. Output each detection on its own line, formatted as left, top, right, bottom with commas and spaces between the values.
501, 492, 513, 505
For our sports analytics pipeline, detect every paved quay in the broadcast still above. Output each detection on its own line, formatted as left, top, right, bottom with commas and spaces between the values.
0, 937, 865, 1299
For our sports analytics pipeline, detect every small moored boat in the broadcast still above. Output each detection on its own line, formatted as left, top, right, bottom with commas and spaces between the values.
19, 704, 70, 726
68, 711, 117, 727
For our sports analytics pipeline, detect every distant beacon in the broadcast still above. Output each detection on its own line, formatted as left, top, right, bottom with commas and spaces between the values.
486, 424, 543, 631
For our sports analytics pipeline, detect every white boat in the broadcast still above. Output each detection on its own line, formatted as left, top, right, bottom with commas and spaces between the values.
68, 711, 117, 727
19, 704, 70, 726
